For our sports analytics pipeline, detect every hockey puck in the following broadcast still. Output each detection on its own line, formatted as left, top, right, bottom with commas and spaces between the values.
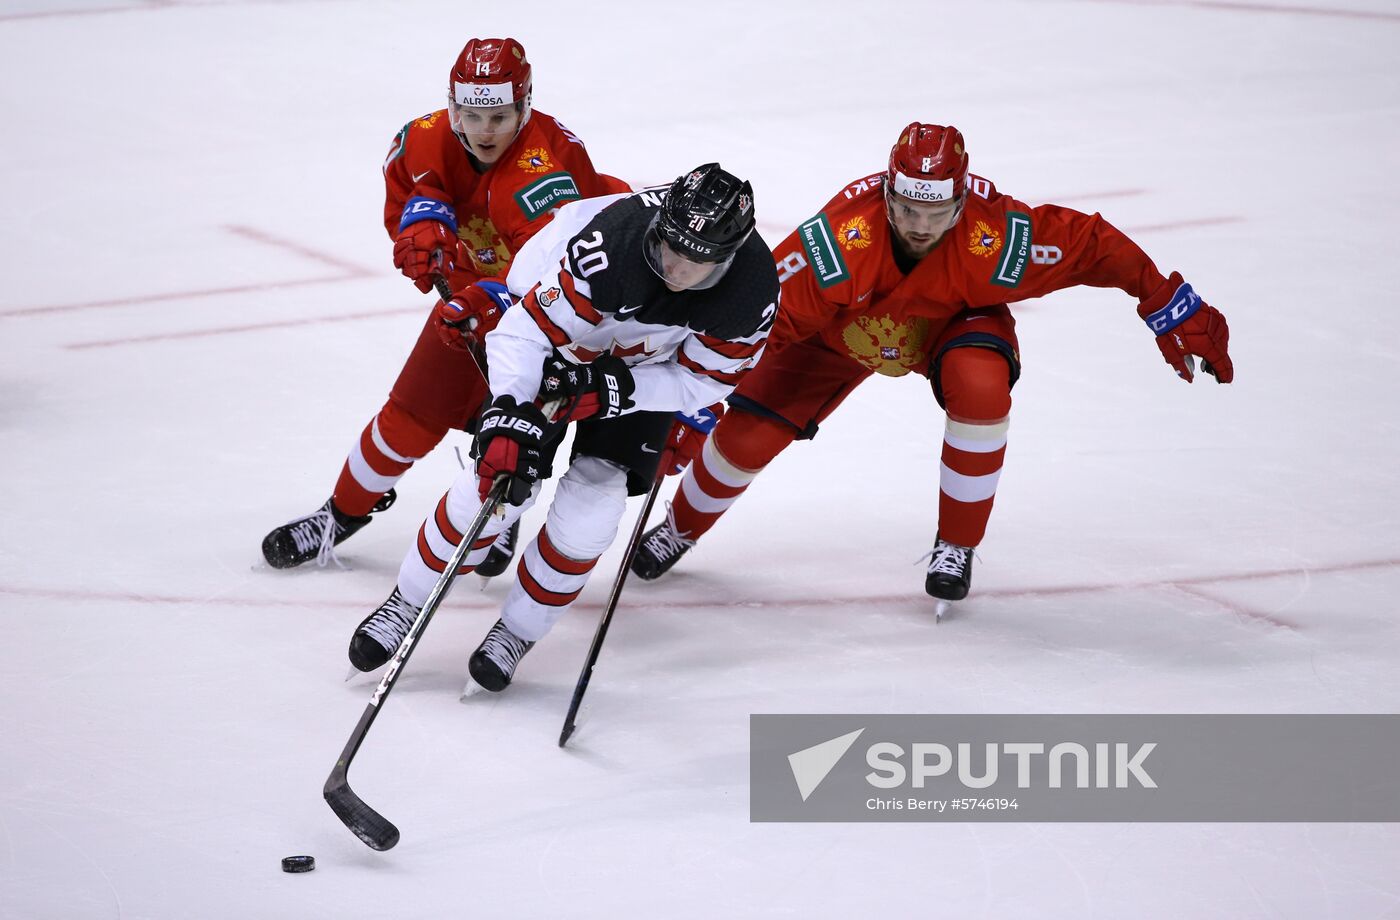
281, 855, 315, 873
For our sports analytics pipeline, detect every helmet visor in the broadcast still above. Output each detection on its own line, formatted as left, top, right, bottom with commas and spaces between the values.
447, 100, 523, 141
644, 219, 735, 291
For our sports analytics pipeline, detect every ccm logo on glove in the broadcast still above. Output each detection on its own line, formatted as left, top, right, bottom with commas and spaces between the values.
398, 196, 458, 232
1141, 283, 1201, 334
1136, 272, 1233, 384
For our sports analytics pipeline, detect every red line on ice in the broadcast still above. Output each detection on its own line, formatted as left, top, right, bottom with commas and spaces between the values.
1044, 188, 1147, 204
1073, 0, 1400, 23
1, 275, 363, 319
1124, 216, 1246, 234
3, 557, 1394, 619
0, 0, 334, 24
1171, 584, 1298, 630
0, 2, 170, 22
0, 225, 373, 319
64, 304, 423, 350
222, 224, 374, 277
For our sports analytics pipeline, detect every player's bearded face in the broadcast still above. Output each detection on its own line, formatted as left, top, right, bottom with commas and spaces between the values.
887, 193, 963, 258
449, 103, 522, 165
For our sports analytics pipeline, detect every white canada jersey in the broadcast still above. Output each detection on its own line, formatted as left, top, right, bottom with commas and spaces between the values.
485, 191, 779, 414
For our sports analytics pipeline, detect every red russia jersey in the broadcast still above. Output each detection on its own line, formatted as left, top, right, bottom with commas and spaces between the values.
382, 109, 630, 289
770, 172, 1169, 376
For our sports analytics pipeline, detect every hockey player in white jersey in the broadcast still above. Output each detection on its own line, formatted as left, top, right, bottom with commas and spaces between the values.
345, 164, 780, 691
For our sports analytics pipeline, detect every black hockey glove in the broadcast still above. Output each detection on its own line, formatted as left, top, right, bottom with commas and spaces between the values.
539, 354, 636, 421
475, 395, 548, 506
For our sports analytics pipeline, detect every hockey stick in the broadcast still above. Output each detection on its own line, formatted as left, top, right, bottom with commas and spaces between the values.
324, 401, 568, 851
324, 476, 513, 850
558, 450, 672, 748
325, 271, 572, 850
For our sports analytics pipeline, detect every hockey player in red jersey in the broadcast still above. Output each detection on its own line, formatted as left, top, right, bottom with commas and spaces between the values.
261, 37, 628, 572
630, 122, 1233, 607
345, 165, 779, 691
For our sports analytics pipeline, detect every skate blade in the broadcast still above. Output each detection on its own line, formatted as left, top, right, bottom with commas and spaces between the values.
460, 675, 486, 701
345, 663, 385, 682
477, 574, 493, 591
934, 599, 953, 623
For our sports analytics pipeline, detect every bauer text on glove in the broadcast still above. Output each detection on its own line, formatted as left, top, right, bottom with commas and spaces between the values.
474, 396, 548, 506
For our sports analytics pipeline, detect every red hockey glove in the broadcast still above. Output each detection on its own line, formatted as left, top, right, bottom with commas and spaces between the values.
393, 196, 463, 294
664, 403, 723, 475
474, 396, 549, 506
435, 281, 513, 352
1136, 272, 1234, 383
539, 354, 636, 421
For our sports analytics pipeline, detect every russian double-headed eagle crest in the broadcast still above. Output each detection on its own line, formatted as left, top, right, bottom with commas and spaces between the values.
841, 315, 931, 376
517, 147, 554, 174
838, 216, 873, 251
458, 216, 510, 276
968, 220, 1002, 258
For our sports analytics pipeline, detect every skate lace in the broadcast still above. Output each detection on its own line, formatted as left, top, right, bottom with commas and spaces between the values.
479, 622, 531, 675
361, 590, 420, 652
642, 503, 695, 562
282, 507, 346, 570
920, 541, 971, 577
491, 521, 516, 555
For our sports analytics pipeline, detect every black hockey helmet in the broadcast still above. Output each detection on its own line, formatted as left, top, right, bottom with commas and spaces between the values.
644, 163, 755, 291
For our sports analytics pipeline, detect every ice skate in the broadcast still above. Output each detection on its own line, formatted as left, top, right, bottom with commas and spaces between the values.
261, 490, 396, 569
924, 536, 973, 620
347, 587, 421, 672
474, 519, 520, 582
629, 504, 695, 581
464, 619, 535, 694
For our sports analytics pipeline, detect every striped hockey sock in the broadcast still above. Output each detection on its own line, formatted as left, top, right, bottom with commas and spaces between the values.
936, 412, 1009, 548
333, 404, 444, 517
397, 481, 514, 606
670, 433, 764, 541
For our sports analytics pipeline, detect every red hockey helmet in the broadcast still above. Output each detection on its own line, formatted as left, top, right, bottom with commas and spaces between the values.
884, 123, 970, 255
886, 122, 969, 205
447, 38, 533, 137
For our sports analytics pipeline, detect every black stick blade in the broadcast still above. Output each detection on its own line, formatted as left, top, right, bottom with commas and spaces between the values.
559, 666, 592, 747
324, 772, 400, 851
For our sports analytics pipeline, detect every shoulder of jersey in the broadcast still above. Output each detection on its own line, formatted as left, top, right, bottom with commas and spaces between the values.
401, 109, 453, 149
785, 172, 888, 292
383, 109, 451, 173
712, 231, 779, 337
955, 173, 1039, 290
560, 193, 650, 304
485, 114, 598, 221
526, 110, 586, 145
579, 190, 651, 244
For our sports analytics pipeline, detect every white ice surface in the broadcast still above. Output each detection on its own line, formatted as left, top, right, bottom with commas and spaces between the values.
3, 1, 1400, 917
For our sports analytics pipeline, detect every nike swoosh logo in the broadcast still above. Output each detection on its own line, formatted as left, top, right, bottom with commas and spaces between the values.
616, 304, 644, 316
640, 445, 658, 454
412, 170, 431, 182
856, 290, 873, 302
